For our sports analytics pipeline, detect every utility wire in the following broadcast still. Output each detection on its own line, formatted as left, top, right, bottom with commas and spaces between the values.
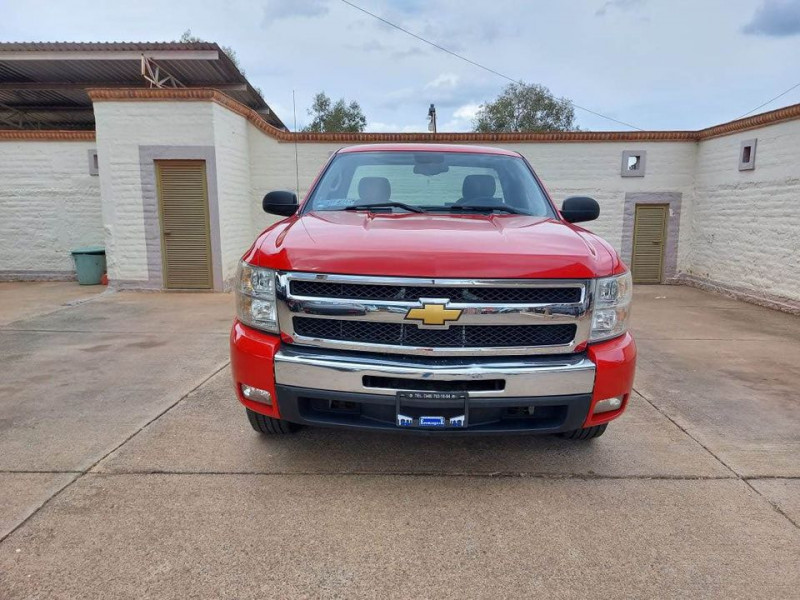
739, 80, 800, 119
338, 0, 644, 130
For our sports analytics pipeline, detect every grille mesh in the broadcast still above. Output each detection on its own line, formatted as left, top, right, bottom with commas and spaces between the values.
289, 281, 581, 304
293, 318, 576, 348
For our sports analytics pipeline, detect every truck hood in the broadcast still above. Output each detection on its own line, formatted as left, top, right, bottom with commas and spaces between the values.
245, 211, 621, 279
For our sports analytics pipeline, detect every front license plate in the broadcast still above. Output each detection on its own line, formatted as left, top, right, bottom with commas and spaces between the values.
396, 391, 468, 429
419, 416, 446, 427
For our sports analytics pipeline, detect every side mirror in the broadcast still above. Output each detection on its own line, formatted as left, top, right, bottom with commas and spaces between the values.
262, 190, 298, 217
561, 196, 599, 223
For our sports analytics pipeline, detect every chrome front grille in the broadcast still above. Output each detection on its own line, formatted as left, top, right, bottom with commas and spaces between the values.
293, 318, 578, 348
288, 280, 582, 304
277, 272, 594, 356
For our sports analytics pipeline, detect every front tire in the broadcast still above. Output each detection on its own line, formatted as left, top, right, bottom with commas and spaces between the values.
558, 423, 607, 440
246, 408, 300, 435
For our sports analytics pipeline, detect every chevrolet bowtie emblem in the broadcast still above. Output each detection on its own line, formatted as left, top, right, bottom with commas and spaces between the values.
405, 302, 463, 327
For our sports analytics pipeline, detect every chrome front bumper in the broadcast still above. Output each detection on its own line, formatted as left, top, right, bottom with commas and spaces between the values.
274, 345, 596, 398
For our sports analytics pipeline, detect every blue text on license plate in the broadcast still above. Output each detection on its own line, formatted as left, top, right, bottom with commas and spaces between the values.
418, 416, 446, 427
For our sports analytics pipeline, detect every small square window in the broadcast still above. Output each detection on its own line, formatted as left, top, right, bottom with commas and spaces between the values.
87, 149, 99, 176
621, 150, 646, 177
739, 139, 756, 171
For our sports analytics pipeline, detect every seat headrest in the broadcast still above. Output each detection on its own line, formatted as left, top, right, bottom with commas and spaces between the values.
358, 177, 391, 203
462, 174, 496, 199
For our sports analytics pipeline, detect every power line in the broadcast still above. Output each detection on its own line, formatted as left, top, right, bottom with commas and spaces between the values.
338, 0, 643, 131
739, 80, 800, 119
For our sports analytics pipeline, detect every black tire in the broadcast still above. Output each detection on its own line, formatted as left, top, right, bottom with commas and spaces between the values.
246, 408, 300, 435
558, 423, 607, 440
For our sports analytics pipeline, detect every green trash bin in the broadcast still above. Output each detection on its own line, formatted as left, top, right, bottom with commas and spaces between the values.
71, 246, 106, 285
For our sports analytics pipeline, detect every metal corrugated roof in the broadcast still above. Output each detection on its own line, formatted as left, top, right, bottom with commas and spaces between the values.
0, 41, 221, 52
0, 41, 286, 130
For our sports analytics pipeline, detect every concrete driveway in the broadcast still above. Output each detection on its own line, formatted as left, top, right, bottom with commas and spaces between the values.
1, 283, 798, 599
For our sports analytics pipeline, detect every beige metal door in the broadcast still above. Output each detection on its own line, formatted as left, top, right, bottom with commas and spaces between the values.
631, 204, 667, 284
156, 160, 213, 289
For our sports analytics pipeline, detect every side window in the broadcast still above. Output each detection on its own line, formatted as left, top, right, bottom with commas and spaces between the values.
311, 164, 352, 210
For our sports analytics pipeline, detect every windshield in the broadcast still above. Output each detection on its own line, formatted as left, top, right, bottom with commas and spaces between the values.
303, 151, 555, 217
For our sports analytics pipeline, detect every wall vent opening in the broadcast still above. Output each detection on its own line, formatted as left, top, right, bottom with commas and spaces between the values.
87, 149, 99, 176
621, 150, 646, 177
739, 139, 757, 171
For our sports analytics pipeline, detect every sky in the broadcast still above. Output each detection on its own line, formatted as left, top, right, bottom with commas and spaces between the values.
2, 0, 800, 132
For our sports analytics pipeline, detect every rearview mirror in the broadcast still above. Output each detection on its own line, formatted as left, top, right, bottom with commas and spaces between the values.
561, 196, 600, 223
413, 163, 449, 176
262, 190, 298, 217
413, 152, 448, 176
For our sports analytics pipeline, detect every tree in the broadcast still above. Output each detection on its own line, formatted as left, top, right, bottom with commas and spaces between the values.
179, 30, 266, 97
180, 30, 243, 74
302, 92, 367, 133
473, 82, 578, 132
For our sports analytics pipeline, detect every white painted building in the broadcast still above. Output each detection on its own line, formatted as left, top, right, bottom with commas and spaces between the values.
1, 43, 798, 312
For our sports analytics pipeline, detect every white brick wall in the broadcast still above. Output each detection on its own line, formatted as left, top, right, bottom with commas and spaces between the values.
4, 97, 796, 306
211, 104, 252, 284
472, 141, 696, 271
248, 136, 697, 269
246, 126, 797, 304
0, 140, 102, 275
248, 129, 341, 238
690, 120, 800, 302
94, 101, 215, 282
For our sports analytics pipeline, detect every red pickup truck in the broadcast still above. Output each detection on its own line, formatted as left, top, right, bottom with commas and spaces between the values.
231, 144, 635, 439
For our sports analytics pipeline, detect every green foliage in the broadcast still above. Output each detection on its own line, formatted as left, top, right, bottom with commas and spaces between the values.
473, 82, 578, 132
303, 92, 367, 133
179, 30, 243, 74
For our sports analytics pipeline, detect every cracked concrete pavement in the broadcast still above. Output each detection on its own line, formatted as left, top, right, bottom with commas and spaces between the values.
0, 282, 798, 598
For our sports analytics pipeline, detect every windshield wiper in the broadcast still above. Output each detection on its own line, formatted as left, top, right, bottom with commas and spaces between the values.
440, 205, 528, 215
342, 202, 425, 214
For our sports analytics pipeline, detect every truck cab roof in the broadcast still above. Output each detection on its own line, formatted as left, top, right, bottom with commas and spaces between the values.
337, 143, 521, 157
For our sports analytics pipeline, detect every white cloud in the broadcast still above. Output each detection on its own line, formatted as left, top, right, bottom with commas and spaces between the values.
263, 0, 329, 22
595, 0, 645, 17
365, 121, 425, 133
439, 102, 482, 132
453, 103, 481, 120
425, 73, 460, 90
742, 0, 800, 36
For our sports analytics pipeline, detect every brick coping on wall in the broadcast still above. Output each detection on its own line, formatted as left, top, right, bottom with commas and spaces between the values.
2, 89, 798, 143
5, 88, 797, 143
0, 130, 95, 141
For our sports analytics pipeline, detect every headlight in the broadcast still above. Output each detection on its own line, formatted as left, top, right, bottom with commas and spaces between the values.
236, 261, 279, 333
590, 271, 632, 342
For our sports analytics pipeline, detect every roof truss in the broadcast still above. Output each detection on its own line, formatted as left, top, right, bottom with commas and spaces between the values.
141, 55, 185, 88
0, 102, 48, 129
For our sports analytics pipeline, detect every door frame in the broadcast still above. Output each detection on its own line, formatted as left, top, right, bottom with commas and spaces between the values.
631, 203, 668, 283
155, 160, 213, 290
621, 192, 682, 283
138, 146, 223, 291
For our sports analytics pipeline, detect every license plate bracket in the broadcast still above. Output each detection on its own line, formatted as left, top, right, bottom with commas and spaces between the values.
395, 391, 468, 429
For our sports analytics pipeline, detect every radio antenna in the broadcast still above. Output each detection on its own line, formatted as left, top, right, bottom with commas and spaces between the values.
292, 90, 300, 198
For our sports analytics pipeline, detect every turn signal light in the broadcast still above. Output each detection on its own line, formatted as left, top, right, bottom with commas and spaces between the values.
241, 384, 272, 405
